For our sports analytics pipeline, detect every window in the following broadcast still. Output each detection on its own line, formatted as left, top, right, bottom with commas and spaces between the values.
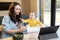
55, 0, 60, 25
44, 0, 51, 27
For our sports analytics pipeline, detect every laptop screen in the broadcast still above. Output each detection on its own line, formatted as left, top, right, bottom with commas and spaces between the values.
39, 26, 59, 35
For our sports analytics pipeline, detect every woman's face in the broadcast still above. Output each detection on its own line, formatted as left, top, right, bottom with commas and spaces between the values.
14, 5, 21, 15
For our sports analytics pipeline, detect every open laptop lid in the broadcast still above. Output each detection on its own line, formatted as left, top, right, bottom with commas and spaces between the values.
39, 25, 59, 35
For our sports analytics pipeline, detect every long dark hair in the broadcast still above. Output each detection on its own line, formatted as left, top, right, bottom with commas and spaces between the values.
9, 2, 22, 23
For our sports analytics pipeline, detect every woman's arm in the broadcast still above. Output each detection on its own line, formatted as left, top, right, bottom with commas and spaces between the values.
6, 26, 26, 34
3, 15, 26, 34
20, 18, 29, 23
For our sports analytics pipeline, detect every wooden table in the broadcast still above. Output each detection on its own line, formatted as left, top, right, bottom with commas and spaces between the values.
0, 37, 13, 40
0, 33, 39, 40
23, 33, 39, 40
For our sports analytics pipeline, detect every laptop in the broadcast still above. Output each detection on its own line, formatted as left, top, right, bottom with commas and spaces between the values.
39, 25, 59, 35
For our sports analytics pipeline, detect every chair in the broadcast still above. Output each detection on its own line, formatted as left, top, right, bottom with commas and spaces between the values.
0, 16, 4, 38
22, 14, 29, 26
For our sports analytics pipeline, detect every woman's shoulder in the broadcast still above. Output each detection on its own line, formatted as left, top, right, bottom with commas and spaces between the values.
3, 15, 10, 21
2, 15, 10, 25
4, 15, 10, 18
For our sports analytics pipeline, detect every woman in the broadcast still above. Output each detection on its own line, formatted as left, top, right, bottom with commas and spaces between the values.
2, 2, 26, 38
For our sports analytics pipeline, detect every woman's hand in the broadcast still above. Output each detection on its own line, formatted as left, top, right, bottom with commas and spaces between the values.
18, 26, 26, 32
16, 22, 20, 26
6, 26, 26, 34
19, 18, 24, 22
